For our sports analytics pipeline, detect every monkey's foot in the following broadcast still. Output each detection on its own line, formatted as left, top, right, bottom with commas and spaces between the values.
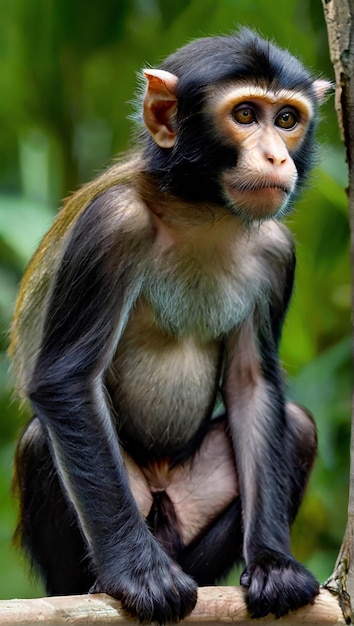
241, 549, 319, 618
90, 555, 197, 624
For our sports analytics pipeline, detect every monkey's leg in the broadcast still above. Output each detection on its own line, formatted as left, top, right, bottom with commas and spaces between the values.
180, 402, 316, 587
240, 400, 318, 618
285, 401, 317, 523
126, 418, 241, 584
13, 417, 94, 595
178, 498, 243, 584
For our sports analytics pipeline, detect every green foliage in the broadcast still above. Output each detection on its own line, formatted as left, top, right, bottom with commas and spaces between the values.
0, 0, 350, 599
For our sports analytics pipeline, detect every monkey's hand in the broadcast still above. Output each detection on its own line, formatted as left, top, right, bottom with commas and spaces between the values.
90, 545, 197, 624
240, 549, 319, 618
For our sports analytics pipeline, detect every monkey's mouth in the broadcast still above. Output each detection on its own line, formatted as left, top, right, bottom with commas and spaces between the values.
224, 179, 292, 217
228, 181, 291, 195
261, 184, 289, 194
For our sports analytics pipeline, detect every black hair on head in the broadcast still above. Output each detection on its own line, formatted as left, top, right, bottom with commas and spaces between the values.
161, 29, 314, 107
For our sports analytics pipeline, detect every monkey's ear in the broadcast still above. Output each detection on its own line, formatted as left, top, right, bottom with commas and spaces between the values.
143, 69, 178, 148
313, 78, 334, 103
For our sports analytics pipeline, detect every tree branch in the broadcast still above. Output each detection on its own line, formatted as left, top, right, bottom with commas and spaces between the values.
0, 588, 347, 626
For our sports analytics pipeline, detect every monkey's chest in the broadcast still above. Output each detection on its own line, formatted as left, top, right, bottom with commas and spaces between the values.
108, 299, 222, 454
142, 248, 260, 340
108, 251, 263, 455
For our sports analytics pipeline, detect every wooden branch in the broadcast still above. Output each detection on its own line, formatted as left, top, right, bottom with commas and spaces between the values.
0, 588, 347, 626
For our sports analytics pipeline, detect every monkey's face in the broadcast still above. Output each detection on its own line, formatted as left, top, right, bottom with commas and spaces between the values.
142, 69, 330, 218
205, 83, 314, 220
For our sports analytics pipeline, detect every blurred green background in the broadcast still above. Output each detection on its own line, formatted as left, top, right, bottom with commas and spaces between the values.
0, 0, 350, 600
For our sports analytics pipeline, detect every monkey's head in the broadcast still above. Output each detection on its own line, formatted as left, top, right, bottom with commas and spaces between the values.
140, 29, 331, 221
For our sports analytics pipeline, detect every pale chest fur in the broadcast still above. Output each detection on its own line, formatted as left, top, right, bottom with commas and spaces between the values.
142, 230, 266, 341
108, 214, 291, 455
129, 194, 282, 342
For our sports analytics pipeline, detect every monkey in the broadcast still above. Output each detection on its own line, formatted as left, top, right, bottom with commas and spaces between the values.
10, 29, 331, 624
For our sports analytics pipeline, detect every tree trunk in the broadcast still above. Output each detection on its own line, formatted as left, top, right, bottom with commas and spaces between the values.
322, 0, 354, 621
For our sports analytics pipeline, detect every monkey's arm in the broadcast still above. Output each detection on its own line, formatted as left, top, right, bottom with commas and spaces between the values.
223, 242, 318, 618
26, 188, 197, 623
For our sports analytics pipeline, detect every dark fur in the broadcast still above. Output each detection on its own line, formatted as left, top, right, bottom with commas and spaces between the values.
11, 30, 322, 623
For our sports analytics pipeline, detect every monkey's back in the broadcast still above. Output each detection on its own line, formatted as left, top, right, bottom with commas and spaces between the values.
9, 155, 143, 398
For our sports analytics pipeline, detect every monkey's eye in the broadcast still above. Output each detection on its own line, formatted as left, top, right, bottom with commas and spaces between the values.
232, 104, 257, 125
275, 108, 298, 130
